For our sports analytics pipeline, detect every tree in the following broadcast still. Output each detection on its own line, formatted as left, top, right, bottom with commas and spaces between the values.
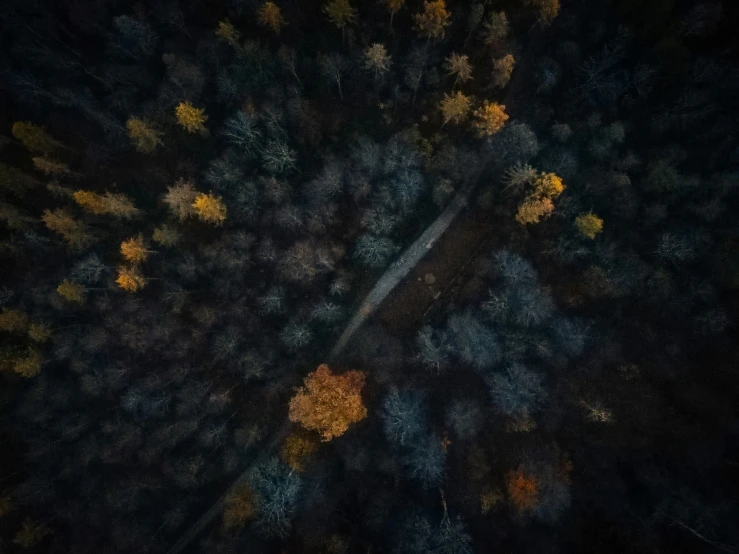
319, 53, 348, 100
482, 11, 509, 50
57, 280, 86, 304
192, 193, 227, 225
526, 0, 560, 25
506, 468, 539, 514
446, 312, 500, 369
472, 101, 508, 137
280, 432, 319, 472
353, 234, 398, 267
575, 213, 603, 239
444, 53, 473, 88
32, 157, 72, 177
489, 363, 546, 417
404, 433, 446, 487
126, 118, 163, 153
12, 122, 62, 154
109, 15, 158, 60
120, 235, 149, 264
381, 388, 426, 446
382, 0, 406, 26
222, 111, 262, 156
324, 0, 356, 41
175, 101, 207, 133
0, 309, 29, 333
258, 2, 285, 34
215, 20, 241, 49
116, 266, 146, 292
12, 519, 50, 548
288, 364, 367, 441
152, 225, 179, 247
364, 43, 392, 78
249, 458, 301, 538
221, 484, 255, 533
491, 54, 515, 88
163, 180, 198, 220
41, 208, 93, 248
73, 190, 138, 218
11, 349, 43, 378
439, 91, 471, 126
516, 172, 565, 225
415, 0, 451, 40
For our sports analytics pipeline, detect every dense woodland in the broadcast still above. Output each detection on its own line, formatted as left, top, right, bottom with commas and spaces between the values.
1, 0, 738, 552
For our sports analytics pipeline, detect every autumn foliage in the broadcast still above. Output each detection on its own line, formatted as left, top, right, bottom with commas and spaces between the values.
472, 101, 508, 137
415, 0, 451, 40
281, 432, 320, 471
116, 266, 147, 292
221, 484, 256, 533
175, 101, 208, 133
516, 172, 565, 225
506, 468, 539, 513
288, 364, 367, 441
192, 193, 227, 225
258, 2, 285, 34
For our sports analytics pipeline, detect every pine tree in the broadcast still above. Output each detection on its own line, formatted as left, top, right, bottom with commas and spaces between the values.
444, 53, 473, 88
163, 180, 199, 220
152, 225, 179, 247
492, 54, 515, 88
41, 208, 93, 248
364, 43, 392, 78
73, 190, 138, 218
575, 213, 603, 239
215, 20, 241, 49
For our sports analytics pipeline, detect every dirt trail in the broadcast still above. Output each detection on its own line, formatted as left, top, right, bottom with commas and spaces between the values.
328, 184, 474, 361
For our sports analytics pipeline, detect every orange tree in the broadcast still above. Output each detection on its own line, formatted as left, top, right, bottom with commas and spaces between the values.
288, 364, 367, 441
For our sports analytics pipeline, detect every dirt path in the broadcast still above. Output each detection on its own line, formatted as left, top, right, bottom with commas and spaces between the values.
328, 184, 474, 361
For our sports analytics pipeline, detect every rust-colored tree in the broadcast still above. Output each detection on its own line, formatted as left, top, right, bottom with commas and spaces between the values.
415, 0, 451, 40
506, 468, 539, 514
288, 364, 367, 441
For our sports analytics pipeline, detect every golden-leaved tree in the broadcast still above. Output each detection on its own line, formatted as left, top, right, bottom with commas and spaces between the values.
527, 0, 560, 25
175, 101, 208, 133
516, 172, 565, 225
324, 0, 356, 41
73, 190, 138, 218
415, 0, 451, 40
258, 1, 285, 34
439, 91, 472, 126
492, 54, 515, 88
444, 52, 473, 88
472, 101, 508, 137
116, 266, 147, 293
41, 208, 93, 248
11, 122, 62, 155
57, 280, 86, 304
280, 432, 320, 472
364, 43, 392, 78
215, 20, 241, 49
192, 193, 227, 225
221, 484, 255, 533
120, 235, 149, 264
288, 364, 367, 441
126, 118, 163, 153
575, 213, 603, 239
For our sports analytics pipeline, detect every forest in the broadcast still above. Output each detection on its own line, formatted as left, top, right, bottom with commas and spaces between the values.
0, 0, 738, 552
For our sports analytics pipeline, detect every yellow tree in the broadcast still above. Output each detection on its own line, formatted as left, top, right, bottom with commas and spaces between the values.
439, 91, 471, 126
444, 52, 473, 88
324, 0, 356, 41
73, 190, 138, 218
120, 235, 149, 264
221, 484, 255, 533
258, 1, 285, 34
12, 350, 43, 378
0, 309, 29, 333
28, 323, 52, 343
414, 0, 451, 40
280, 432, 319, 472
527, 0, 560, 25
163, 180, 199, 220
575, 213, 603, 239
472, 101, 508, 137
288, 364, 367, 441
492, 54, 515, 88
192, 193, 227, 225
516, 172, 565, 225
175, 102, 208, 134
382, 0, 405, 26
126, 118, 163, 153
57, 280, 86, 304
11, 122, 62, 155
215, 20, 241, 48
116, 266, 147, 292
41, 208, 93, 248
31, 157, 72, 178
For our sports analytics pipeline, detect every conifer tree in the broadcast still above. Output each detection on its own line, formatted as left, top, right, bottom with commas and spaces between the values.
175, 102, 208, 133
115, 266, 147, 292
324, 0, 356, 41
415, 0, 451, 40
258, 1, 285, 34
472, 101, 508, 137
126, 118, 163, 153
57, 280, 86, 304
12, 122, 62, 155
439, 91, 472, 126
192, 193, 227, 225
215, 20, 241, 49
382, 0, 405, 27
73, 190, 138, 218
575, 213, 603, 239
120, 235, 149, 264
